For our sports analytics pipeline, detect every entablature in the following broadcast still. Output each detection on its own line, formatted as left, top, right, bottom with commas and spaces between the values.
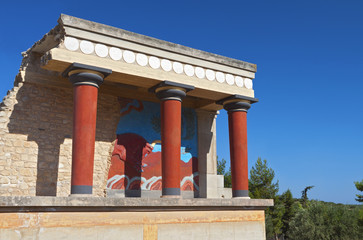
25, 14, 258, 111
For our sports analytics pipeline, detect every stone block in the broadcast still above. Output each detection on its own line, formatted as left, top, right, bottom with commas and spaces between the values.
216, 174, 224, 189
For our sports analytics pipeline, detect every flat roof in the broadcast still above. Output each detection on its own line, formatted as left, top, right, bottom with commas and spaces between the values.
23, 14, 258, 111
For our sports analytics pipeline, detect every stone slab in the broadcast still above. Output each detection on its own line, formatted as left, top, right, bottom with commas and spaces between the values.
59, 14, 257, 73
0, 196, 273, 212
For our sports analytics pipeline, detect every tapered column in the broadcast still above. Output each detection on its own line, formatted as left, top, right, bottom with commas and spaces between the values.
218, 95, 258, 198
63, 63, 111, 195
151, 81, 194, 197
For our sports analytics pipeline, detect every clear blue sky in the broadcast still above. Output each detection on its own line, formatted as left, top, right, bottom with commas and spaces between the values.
1, 0, 362, 204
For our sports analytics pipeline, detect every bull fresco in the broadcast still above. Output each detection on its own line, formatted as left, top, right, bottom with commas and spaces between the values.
107, 97, 198, 192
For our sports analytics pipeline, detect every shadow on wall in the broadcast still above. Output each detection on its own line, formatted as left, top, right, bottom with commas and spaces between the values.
6, 74, 120, 196
106, 98, 200, 197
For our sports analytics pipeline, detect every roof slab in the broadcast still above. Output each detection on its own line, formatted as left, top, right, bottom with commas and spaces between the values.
24, 14, 257, 111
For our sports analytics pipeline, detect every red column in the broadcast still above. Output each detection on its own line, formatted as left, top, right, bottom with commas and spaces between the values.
218, 96, 256, 198
152, 81, 194, 197
63, 63, 111, 195
71, 84, 99, 194
161, 99, 182, 196
228, 110, 249, 198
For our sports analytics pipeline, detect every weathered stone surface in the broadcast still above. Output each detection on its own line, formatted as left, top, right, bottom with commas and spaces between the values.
0, 78, 119, 197
59, 15, 257, 73
0, 196, 273, 212
0, 209, 267, 240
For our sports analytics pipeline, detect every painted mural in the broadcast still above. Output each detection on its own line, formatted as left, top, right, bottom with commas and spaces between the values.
107, 97, 199, 192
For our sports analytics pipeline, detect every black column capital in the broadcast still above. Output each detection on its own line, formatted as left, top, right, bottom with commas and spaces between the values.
62, 63, 112, 88
150, 81, 194, 101
217, 94, 258, 112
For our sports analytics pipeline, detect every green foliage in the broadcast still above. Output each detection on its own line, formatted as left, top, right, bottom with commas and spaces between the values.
280, 189, 297, 238
218, 157, 363, 239
301, 185, 314, 207
287, 201, 363, 240
269, 196, 285, 239
358, 207, 363, 227
249, 158, 282, 239
216, 157, 231, 188
224, 168, 232, 188
354, 180, 363, 203
217, 157, 226, 175
249, 157, 279, 199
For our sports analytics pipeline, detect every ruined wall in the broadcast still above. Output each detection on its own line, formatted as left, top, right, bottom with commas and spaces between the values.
0, 75, 120, 197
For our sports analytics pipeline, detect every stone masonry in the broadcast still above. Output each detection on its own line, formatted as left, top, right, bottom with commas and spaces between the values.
0, 72, 120, 197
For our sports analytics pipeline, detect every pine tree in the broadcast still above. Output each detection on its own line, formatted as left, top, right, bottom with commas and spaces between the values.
249, 158, 280, 239
280, 189, 296, 238
249, 157, 279, 199
301, 185, 314, 207
217, 157, 226, 175
216, 157, 231, 188
354, 180, 363, 203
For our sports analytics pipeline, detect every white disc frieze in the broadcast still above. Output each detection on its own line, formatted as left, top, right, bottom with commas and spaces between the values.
80, 40, 94, 54
136, 53, 148, 66
161, 59, 172, 71
173, 62, 183, 74
195, 67, 205, 79
109, 47, 122, 61
235, 76, 244, 88
226, 74, 235, 85
95, 44, 108, 58
206, 69, 215, 81
149, 56, 161, 69
244, 78, 253, 89
123, 50, 136, 63
64, 37, 79, 51
184, 64, 195, 77
216, 72, 225, 83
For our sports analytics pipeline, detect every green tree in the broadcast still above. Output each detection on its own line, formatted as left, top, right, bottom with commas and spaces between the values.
288, 201, 362, 240
354, 180, 363, 228
249, 158, 281, 239
224, 168, 232, 188
280, 189, 297, 238
249, 157, 279, 199
217, 157, 226, 175
216, 157, 231, 188
354, 180, 363, 203
301, 185, 314, 207
269, 196, 284, 240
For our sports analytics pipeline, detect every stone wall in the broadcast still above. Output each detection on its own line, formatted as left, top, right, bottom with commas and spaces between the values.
0, 209, 266, 240
0, 74, 120, 197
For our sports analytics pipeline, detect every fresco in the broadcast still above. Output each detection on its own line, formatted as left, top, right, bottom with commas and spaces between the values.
107, 97, 199, 192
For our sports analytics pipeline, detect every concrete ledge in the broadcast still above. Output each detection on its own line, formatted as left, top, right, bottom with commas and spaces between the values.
0, 196, 273, 212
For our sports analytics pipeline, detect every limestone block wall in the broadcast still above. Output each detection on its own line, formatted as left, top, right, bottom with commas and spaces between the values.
0, 209, 266, 240
0, 75, 120, 197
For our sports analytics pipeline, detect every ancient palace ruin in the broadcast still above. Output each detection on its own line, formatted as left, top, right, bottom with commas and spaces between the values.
0, 15, 272, 240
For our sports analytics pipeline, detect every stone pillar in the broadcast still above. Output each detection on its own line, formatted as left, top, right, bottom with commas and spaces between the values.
63, 63, 111, 195
196, 109, 219, 198
218, 95, 258, 198
150, 81, 194, 198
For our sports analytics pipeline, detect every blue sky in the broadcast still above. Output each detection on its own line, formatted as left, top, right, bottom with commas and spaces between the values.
1, 0, 362, 204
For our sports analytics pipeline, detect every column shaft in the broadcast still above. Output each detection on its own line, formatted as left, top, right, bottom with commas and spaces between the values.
161, 99, 182, 196
71, 85, 99, 194
151, 81, 194, 197
228, 110, 249, 197
63, 63, 111, 195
